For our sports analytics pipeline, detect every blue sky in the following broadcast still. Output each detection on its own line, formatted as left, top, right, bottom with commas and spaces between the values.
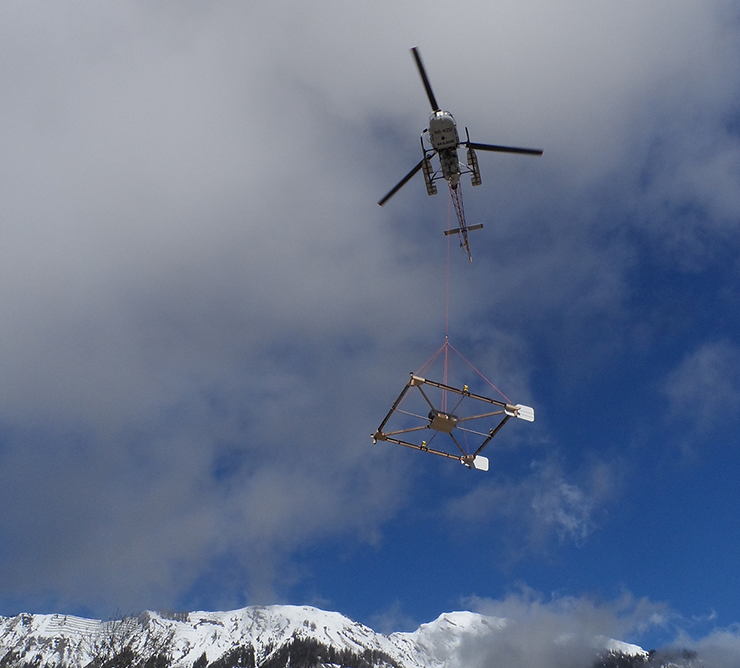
2, 0, 740, 662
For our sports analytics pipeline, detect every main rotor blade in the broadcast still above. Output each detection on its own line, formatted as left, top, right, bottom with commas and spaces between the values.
411, 47, 440, 112
467, 141, 543, 156
378, 159, 424, 206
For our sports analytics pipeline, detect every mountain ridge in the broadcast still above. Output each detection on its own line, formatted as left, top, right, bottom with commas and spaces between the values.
0, 604, 657, 668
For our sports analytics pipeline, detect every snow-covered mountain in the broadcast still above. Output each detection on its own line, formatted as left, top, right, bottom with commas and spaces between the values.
0, 604, 655, 668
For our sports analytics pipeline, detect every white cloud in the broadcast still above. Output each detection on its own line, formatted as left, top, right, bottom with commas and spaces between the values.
457, 590, 670, 668
443, 457, 619, 554
662, 340, 740, 457
530, 463, 595, 545
686, 626, 740, 668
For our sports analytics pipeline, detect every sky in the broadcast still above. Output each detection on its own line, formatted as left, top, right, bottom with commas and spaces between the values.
1, 0, 740, 662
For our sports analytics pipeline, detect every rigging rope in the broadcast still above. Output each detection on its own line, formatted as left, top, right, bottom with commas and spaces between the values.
412, 180, 510, 426
443, 190, 453, 411
445, 339, 511, 404
445, 189, 452, 340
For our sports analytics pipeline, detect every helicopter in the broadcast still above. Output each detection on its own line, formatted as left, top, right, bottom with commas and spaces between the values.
378, 47, 543, 261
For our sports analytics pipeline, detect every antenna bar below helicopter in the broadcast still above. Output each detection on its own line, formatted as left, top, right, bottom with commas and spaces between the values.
445, 224, 483, 235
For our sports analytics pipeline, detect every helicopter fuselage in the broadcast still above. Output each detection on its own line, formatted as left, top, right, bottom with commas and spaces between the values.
425, 111, 462, 189
428, 111, 458, 150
